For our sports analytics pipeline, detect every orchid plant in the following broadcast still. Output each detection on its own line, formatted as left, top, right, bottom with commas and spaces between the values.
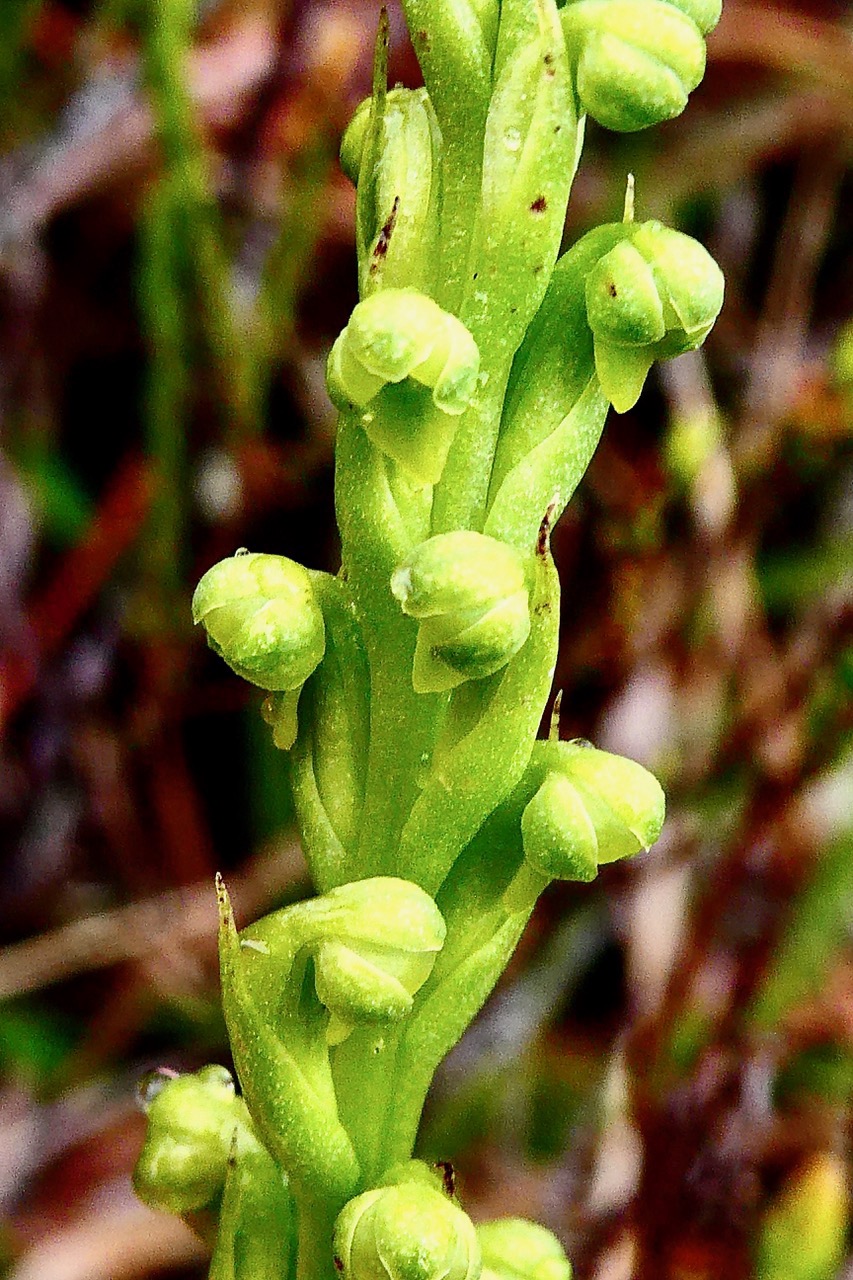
133, 1, 724, 1276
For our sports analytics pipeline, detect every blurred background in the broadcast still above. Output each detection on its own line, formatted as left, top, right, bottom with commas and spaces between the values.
0, 1, 852, 1277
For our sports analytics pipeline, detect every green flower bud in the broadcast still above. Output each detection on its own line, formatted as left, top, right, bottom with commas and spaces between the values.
561, 0, 710, 133
342, 87, 443, 296
192, 551, 325, 695
478, 1218, 573, 1280
311, 879, 445, 1042
584, 219, 724, 412
244, 877, 446, 1044
327, 289, 480, 485
391, 532, 531, 693
334, 1183, 481, 1280
521, 739, 665, 879
133, 1065, 245, 1215
485, 214, 721, 549
521, 772, 598, 883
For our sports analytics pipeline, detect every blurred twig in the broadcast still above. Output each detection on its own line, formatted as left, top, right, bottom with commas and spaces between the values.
0, 842, 305, 1001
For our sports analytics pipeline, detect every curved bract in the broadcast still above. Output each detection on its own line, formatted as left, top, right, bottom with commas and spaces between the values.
342, 86, 443, 296
137, 0, 725, 1274
561, 0, 719, 132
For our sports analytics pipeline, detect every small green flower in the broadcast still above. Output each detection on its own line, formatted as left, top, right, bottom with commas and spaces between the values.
307, 878, 447, 1043
391, 532, 530, 692
192, 552, 325, 692
561, 0, 713, 132
585, 219, 724, 411
521, 739, 665, 880
133, 1065, 249, 1215
327, 289, 480, 484
335, 1182, 481, 1280
236, 877, 446, 1045
134, 1064, 295, 1279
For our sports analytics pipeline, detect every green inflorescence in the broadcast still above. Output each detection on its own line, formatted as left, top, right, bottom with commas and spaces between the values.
134, 1, 724, 1276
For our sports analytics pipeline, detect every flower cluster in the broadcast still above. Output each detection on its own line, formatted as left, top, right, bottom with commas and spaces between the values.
135, 1, 724, 1276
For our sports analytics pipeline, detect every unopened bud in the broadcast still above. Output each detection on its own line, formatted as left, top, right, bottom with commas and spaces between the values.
133, 1065, 243, 1215
334, 1183, 481, 1280
521, 739, 665, 879
328, 290, 480, 484
584, 219, 723, 411
246, 877, 446, 1045
561, 0, 711, 133
391, 532, 531, 692
192, 552, 325, 695
313, 879, 445, 1042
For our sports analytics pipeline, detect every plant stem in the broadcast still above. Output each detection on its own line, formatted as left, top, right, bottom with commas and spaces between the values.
296, 1196, 340, 1280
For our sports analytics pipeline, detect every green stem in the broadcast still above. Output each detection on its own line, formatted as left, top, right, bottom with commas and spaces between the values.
296, 1197, 340, 1280
332, 1025, 407, 1186
335, 414, 448, 875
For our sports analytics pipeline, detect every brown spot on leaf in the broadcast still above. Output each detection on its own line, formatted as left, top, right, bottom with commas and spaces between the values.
334, 1259, 344, 1273
608, 283, 617, 297
537, 499, 558, 556
370, 195, 400, 273
530, 195, 547, 213
436, 1160, 456, 1196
